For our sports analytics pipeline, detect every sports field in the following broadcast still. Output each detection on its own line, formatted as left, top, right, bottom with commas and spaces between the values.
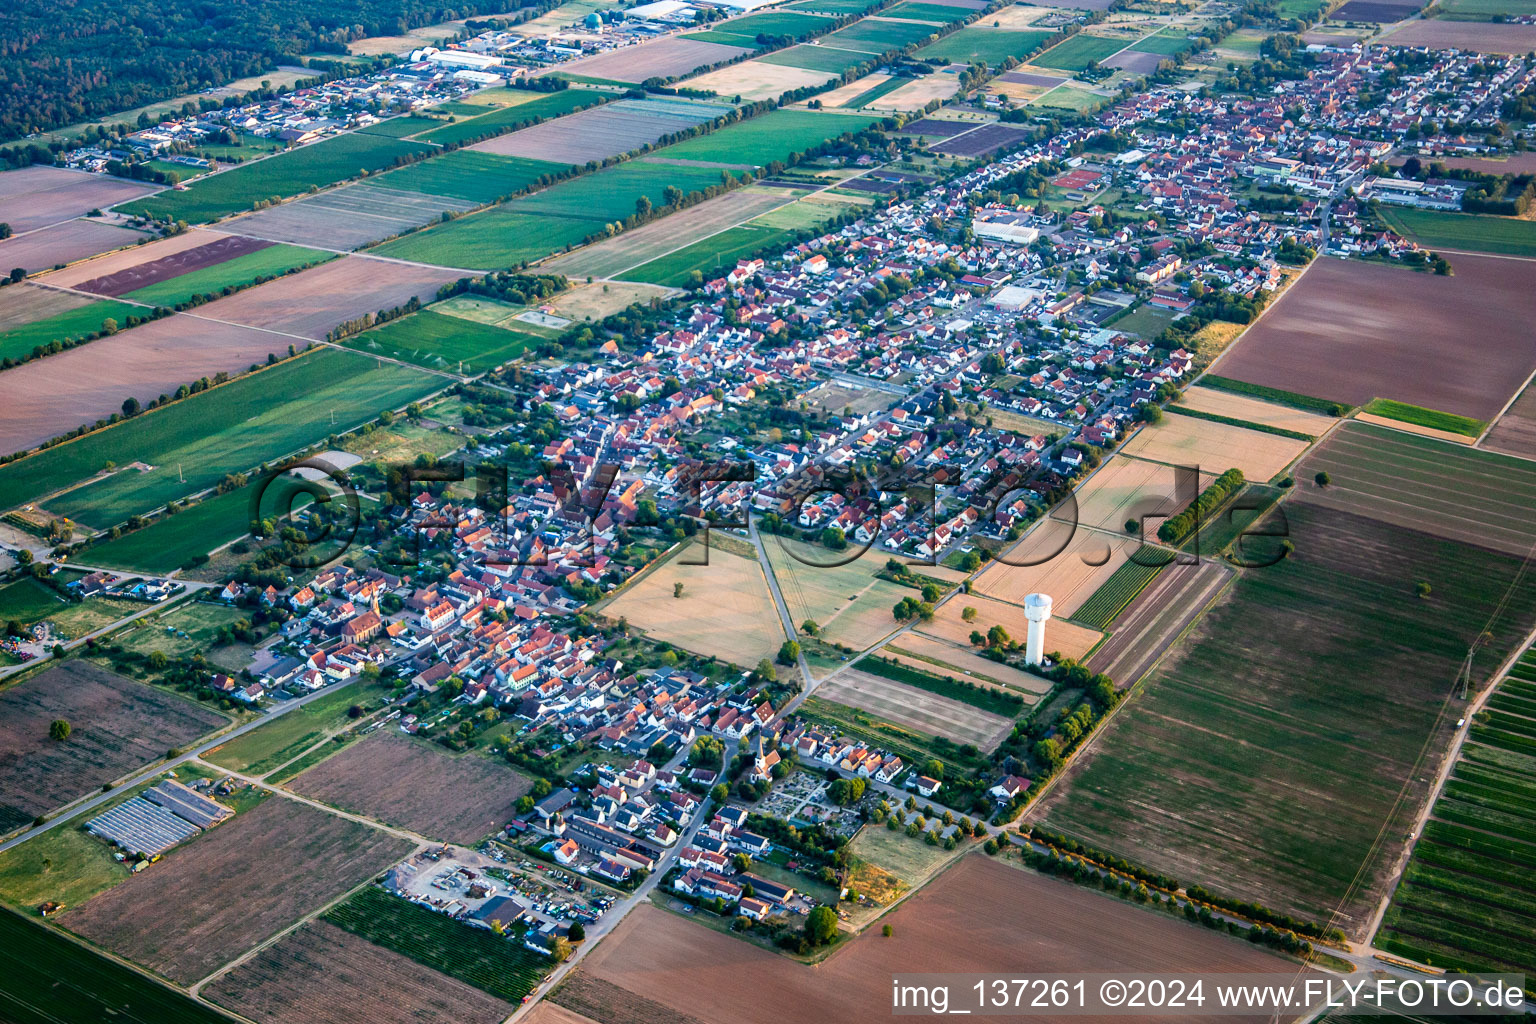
918, 27, 1054, 63
1032, 32, 1126, 71
0, 348, 439, 528
0, 298, 146, 365
344, 308, 543, 372
114, 133, 436, 223
654, 109, 881, 167
372, 149, 572, 205
1379, 206, 1536, 258
119, 244, 332, 308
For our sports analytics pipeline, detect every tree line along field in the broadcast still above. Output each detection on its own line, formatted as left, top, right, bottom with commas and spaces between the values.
1375, 650, 1536, 976
114, 132, 437, 223
117, 243, 334, 308
1034, 489, 1536, 937
0, 299, 147, 365
0, 908, 238, 1024
343, 308, 544, 372
0, 347, 440, 530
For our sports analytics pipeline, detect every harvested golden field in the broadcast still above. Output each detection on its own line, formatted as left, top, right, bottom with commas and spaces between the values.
816, 73, 892, 106
545, 281, 673, 321
971, 518, 1128, 616
683, 62, 836, 104
1178, 385, 1335, 436
868, 74, 961, 111
761, 539, 911, 651
1119, 415, 1310, 481
552, 855, 1296, 1024
1054, 457, 1212, 534
602, 540, 783, 667
818, 667, 1014, 748
0, 283, 93, 330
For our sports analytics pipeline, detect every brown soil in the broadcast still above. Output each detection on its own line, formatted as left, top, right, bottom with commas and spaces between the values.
0, 167, 156, 233
205, 919, 516, 1024
288, 731, 532, 844
0, 661, 226, 831
1482, 378, 1536, 460
0, 283, 93, 331
1382, 18, 1536, 52
0, 220, 149, 275
1214, 255, 1536, 421
552, 37, 752, 83
64, 796, 412, 984
72, 235, 272, 297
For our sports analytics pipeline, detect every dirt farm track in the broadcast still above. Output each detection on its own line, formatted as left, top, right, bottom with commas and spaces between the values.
540, 854, 1297, 1024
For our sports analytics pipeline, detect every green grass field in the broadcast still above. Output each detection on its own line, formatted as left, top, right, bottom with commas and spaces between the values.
1131, 30, 1194, 56
371, 150, 572, 205
918, 28, 1054, 64
1108, 303, 1178, 339
787, 0, 884, 12
0, 300, 148, 365
756, 43, 875, 73
620, 225, 789, 286
1377, 653, 1536, 976
0, 907, 236, 1024
344, 308, 543, 372
1032, 32, 1126, 71
516, 160, 740, 221
411, 90, 604, 148
1361, 398, 1485, 437
1199, 374, 1351, 414
325, 886, 550, 1003
370, 208, 597, 269
1031, 85, 1107, 113
837, 75, 910, 107
0, 577, 73, 625
684, 11, 835, 47
0, 349, 439, 529
748, 197, 856, 230
0, 821, 129, 910
114, 133, 436, 223
655, 109, 881, 167
358, 115, 444, 137
1379, 206, 1536, 258
822, 16, 940, 52
885, 1, 973, 22
1435, 0, 1535, 19
120, 245, 333, 308
206, 679, 390, 775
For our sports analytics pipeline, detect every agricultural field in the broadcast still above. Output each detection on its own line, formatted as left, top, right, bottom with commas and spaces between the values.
114, 133, 436, 223
821, 16, 944, 52
373, 150, 571, 205
0, 220, 150, 276
471, 97, 729, 165
0, 166, 156, 234
817, 667, 1015, 748
1032, 32, 1127, 71
1070, 558, 1164, 631
205, 679, 393, 776
620, 224, 789, 286
1055, 456, 1212, 535
1380, 17, 1536, 52
972, 518, 1132, 618
1177, 384, 1336, 437
1358, 398, 1484, 439
325, 886, 551, 1002
657, 109, 883, 168
848, 821, 960, 895
685, 60, 838, 102
0, 298, 146, 366
0, 661, 226, 833
39, 230, 261, 294
601, 539, 784, 667
1375, 653, 1536, 977
210, 918, 521, 1024
756, 43, 876, 73
1378, 206, 1536, 258
761, 538, 913, 650
684, 11, 836, 48
190, 255, 460, 341
918, 27, 1055, 63
80, 483, 277, 574
369, 207, 599, 270
222, 181, 480, 250
1119, 415, 1309, 481
516, 161, 737, 222
344, 308, 543, 372
1035, 488, 1536, 935
1482, 379, 1536, 460
551, 36, 752, 83
1030, 84, 1109, 113
2, 348, 437, 528
547, 857, 1292, 1024
1433, 0, 1536, 19
0, 284, 95, 332
1215, 255, 1536, 421
885, 1, 974, 21
0, 578, 143, 638
0, 907, 235, 1024
118, 244, 333, 308
64, 797, 413, 985
289, 732, 532, 843
887, 630, 1061, 692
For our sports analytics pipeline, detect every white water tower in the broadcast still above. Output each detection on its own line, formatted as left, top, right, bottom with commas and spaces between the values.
1024, 593, 1053, 667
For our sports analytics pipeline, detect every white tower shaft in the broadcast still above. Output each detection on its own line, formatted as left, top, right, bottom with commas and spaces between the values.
1023, 592, 1053, 667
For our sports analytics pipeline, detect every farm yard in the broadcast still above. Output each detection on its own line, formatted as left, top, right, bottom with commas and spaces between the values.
63, 796, 413, 985
600, 539, 785, 667
1375, 651, 1536, 978
1118, 414, 1309, 481
114, 133, 437, 223
0, 219, 149, 275
1213, 255, 1536, 421
223, 182, 480, 250
0, 166, 156, 234
0, 661, 226, 833
547, 857, 1293, 1024
0, 347, 440, 529
344, 308, 543, 372
205, 917, 520, 1024
1035, 486, 1536, 935
288, 732, 532, 844
470, 97, 730, 165
816, 667, 1015, 748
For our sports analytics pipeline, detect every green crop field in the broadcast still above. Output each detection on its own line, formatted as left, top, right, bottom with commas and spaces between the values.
516, 160, 740, 221
411, 90, 604, 148
1131, 31, 1195, 56
885, 1, 973, 22
325, 887, 550, 1003
371, 150, 572, 205
1031, 85, 1107, 113
837, 75, 910, 107
206, 678, 391, 775
823, 16, 941, 52
370, 208, 598, 269
1070, 559, 1164, 631
0, 349, 440, 529
1033, 33, 1126, 71
344, 308, 543, 372
120, 245, 333, 308
757, 43, 875, 73
788, 0, 884, 12
0, 300, 148, 365
1199, 375, 1351, 414
0, 908, 237, 1024
1436, 0, 1535, 19
114, 133, 436, 223
1361, 398, 1485, 437
1377, 653, 1536, 977
918, 28, 1054, 64
656, 109, 881, 167
1037, 494, 1536, 935
684, 11, 835, 47
1379, 207, 1536, 258
620, 225, 789, 286
359, 115, 444, 138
